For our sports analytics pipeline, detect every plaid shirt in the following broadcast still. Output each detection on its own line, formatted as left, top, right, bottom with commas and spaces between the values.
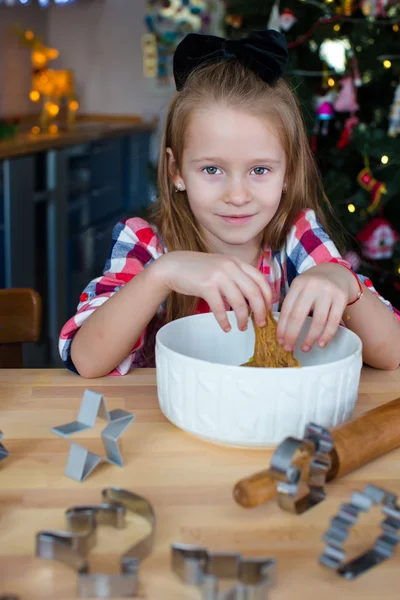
59, 208, 400, 375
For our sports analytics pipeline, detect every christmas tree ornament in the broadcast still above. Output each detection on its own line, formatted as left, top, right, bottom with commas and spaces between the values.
225, 13, 244, 28
268, 0, 281, 31
337, 115, 359, 148
311, 91, 336, 151
349, 51, 362, 87
361, 0, 388, 18
357, 167, 387, 213
315, 100, 335, 135
311, 101, 335, 151
334, 76, 359, 112
159, 0, 208, 31
388, 82, 400, 137
340, 0, 354, 16
279, 8, 297, 31
356, 218, 399, 260
343, 251, 362, 271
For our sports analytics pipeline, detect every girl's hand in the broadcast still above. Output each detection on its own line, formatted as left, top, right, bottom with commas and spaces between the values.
158, 251, 272, 332
276, 264, 359, 353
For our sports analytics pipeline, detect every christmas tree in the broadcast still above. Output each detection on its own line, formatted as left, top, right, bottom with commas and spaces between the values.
223, 0, 400, 306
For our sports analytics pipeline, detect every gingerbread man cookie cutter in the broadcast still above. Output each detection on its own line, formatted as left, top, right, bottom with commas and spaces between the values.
172, 543, 276, 599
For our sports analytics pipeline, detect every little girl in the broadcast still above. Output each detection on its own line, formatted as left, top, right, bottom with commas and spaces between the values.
60, 30, 400, 378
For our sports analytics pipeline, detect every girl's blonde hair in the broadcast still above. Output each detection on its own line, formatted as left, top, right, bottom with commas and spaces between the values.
152, 59, 343, 322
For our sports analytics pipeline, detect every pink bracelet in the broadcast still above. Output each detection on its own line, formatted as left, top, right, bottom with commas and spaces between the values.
342, 266, 364, 307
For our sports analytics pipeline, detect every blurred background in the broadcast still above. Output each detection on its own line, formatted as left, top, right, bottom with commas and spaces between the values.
0, 0, 399, 367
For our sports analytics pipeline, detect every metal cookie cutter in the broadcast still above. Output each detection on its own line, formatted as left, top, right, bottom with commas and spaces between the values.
36, 487, 155, 597
172, 543, 275, 600
52, 389, 135, 482
269, 422, 334, 513
320, 484, 400, 579
0, 431, 9, 462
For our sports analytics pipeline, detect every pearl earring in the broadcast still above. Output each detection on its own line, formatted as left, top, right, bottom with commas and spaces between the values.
175, 183, 183, 192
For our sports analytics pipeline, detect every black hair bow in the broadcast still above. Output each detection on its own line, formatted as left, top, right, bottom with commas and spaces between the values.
173, 30, 288, 91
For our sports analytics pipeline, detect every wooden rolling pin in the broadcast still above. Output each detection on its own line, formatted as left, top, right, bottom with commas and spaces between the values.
234, 396, 400, 509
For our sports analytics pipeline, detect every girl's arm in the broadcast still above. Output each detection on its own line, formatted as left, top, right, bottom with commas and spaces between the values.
308, 262, 400, 370
71, 261, 169, 378
71, 248, 274, 378
279, 208, 400, 370
59, 217, 167, 377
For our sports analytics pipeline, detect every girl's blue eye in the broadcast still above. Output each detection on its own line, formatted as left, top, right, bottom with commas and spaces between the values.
251, 167, 269, 175
203, 166, 221, 175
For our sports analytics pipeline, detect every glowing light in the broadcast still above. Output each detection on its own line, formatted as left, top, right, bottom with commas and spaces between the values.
32, 50, 47, 69
328, 77, 335, 87
383, 60, 392, 69
348, 204, 356, 213
45, 102, 60, 117
381, 155, 389, 164
49, 124, 59, 134
69, 100, 79, 111
31, 126, 40, 135
320, 38, 351, 73
29, 90, 40, 102
393, 24, 399, 32
25, 30, 34, 40
333, 24, 341, 31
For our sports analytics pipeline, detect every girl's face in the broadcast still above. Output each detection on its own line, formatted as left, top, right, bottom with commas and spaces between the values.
168, 105, 287, 262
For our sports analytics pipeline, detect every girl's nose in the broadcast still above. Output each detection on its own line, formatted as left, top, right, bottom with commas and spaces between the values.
225, 181, 251, 206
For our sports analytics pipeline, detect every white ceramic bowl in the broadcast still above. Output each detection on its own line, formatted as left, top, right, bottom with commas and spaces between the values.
155, 312, 363, 448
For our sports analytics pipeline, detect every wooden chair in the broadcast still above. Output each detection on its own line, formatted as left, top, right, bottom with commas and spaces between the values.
0, 288, 42, 368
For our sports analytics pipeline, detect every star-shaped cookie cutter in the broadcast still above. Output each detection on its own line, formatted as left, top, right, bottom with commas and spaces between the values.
36, 487, 155, 598
52, 389, 135, 482
172, 543, 276, 599
0, 431, 9, 463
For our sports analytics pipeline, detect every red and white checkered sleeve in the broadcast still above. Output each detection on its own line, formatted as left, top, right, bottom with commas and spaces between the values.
286, 209, 400, 322
59, 217, 166, 375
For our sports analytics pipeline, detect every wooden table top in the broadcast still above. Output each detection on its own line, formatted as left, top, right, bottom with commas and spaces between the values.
0, 367, 399, 600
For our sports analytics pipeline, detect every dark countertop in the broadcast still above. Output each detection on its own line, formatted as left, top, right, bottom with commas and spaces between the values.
0, 115, 158, 160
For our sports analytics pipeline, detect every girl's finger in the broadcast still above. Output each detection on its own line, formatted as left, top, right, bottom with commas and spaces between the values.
300, 299, 331, 351
238, 261, 272, 312
280, 290, 314, 351
219, 280, 249, 331
317, 295, 347, 348
235, 276, 268, 327
275, 284, 302, 343
206, 292, 231, 332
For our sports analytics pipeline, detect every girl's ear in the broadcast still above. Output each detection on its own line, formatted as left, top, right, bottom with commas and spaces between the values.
166, 147, 186, 191
166, 147, 179, 180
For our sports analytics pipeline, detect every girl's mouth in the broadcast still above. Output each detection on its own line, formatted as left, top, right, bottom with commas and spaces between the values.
218, 215, 255, 224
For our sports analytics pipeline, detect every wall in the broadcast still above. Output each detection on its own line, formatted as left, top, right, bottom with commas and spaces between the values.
47, 0, 175, 120
1, 1, 223, 150
0, 4, 48, 117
